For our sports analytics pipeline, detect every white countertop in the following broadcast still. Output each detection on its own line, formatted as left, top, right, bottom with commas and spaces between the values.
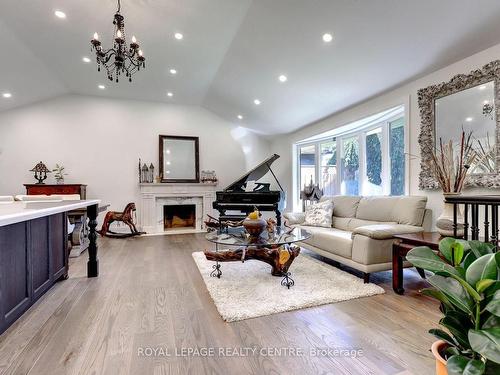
0, 199, 101, 227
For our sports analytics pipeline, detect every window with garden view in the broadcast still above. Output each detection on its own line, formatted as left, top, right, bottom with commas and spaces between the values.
296, 107, 405, 207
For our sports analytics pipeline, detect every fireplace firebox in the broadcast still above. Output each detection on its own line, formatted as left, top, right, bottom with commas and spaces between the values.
163, 204, 196, 230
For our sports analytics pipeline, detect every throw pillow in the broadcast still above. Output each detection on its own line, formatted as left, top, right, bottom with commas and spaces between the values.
304, 200, 334, 228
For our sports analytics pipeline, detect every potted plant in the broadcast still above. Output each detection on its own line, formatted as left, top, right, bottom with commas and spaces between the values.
52, 164, 67, 184
429, 131, 476, 236
407, 238, 500, 375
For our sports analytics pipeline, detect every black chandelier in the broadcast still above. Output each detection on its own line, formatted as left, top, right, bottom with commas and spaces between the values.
90, 0, 145, 83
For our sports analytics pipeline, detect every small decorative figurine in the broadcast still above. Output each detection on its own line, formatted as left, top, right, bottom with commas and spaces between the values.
266, 217, 277, 235
30, 161, 51, 184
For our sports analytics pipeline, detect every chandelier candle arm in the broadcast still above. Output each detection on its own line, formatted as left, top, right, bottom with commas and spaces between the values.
90, 0, 145, 83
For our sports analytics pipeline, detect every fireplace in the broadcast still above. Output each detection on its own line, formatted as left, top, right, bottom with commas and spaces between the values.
163, 204, 196, 230
139, 184, 216, 235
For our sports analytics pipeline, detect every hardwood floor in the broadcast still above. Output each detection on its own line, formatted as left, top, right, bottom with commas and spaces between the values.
0, 234, 440, 375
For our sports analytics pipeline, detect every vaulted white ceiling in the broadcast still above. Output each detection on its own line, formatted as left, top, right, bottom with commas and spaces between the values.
2, 0, 500, 135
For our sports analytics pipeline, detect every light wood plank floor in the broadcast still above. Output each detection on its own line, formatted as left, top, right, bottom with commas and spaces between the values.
0, 234, 440, 375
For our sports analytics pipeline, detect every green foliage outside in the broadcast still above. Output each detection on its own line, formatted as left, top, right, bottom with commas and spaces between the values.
342, 139, 359, 174
390, 120, 405, 195
366, 133, 382, 186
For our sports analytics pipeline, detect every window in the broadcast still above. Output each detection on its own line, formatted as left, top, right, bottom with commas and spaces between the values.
341, 136, 359, 195
364, 127, 383, 196
320, 140, 337, 195
390, 118, 405, 196
295, 107, 406, 207
299, 144, 316, 189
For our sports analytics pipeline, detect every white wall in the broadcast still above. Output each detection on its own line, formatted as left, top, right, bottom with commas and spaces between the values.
271, 42, 500, 222
0, 95, 270, 214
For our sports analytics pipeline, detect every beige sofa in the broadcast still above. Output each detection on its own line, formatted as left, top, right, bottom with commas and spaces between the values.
284, 195, 431, 283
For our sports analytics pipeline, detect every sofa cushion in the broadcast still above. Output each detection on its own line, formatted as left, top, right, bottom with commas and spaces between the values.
356, 196, 427, 226
346, 218, 397, 231
321, 195, 361, 218
331, 217, 351, 231
351, 235, 394, 265
283, 212, 305, 225
352, 224, 424, 240
300, 226, 353, 259
304, 200, 334, 227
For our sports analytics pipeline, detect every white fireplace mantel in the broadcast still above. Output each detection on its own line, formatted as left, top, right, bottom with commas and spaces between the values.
139, 183, 217, 235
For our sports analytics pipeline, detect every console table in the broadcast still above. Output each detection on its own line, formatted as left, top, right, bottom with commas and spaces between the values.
24, 184, 87, 199
392, 232, 441, 295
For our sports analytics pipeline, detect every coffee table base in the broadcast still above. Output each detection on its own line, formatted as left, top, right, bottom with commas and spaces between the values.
204, 245, 300, 287
280, 272, 294, 289
210, 262, 222, 278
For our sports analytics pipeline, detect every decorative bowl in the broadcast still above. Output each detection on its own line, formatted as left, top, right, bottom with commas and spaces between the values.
243, 218, 267, 237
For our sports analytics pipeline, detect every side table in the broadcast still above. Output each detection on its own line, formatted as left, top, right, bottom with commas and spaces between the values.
392, 232, 441, 295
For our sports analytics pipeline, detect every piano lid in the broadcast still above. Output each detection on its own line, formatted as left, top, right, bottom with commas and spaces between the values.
224, 154, 284, 192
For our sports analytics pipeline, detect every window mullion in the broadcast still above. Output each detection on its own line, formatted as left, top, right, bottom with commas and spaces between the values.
382, 122, 390, 195
359, 133, 366, 196
315, 142, 320, 188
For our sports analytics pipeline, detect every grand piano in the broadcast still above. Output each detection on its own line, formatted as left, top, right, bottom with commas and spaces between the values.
213, 154, 286, 225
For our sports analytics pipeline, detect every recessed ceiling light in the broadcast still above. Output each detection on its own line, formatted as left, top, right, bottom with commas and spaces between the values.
322, 33, 333, 43
54, 10, 66, 19
174, 33, 183, 40
484, 100, 490, 105
169, 68, 177, 75
254, 99, 261, 105
98, 84, 106, 90
465, 117, 473, 122
166, 161, 171, 165
2, 93, 12, 98
479, 85, 487, 90
82, 57, 91, 63
278, 74, 288, 82
167, 92, 173, 97
237, 115, 243, 120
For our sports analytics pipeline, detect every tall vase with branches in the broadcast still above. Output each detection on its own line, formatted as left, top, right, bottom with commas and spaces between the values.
429, 130, 476, 236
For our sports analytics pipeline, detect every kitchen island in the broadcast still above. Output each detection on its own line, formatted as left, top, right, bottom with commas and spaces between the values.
0, 199, 100, 334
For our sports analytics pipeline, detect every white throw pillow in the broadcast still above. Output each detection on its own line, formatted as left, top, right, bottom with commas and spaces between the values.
304, 200, 334, 228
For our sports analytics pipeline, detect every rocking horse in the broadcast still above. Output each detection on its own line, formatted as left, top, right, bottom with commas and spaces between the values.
98, 202, 145, 238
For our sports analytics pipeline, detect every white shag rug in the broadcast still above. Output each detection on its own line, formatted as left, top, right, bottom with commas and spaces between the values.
192, 251, 385, 322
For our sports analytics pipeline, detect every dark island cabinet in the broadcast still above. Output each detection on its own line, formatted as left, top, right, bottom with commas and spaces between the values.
0, 213, 68, 334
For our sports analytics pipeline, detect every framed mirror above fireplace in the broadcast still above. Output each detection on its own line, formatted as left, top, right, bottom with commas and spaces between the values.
159, 135, 200, 183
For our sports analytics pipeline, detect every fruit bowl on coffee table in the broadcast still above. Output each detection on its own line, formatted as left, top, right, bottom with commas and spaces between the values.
242, 210, 267, 237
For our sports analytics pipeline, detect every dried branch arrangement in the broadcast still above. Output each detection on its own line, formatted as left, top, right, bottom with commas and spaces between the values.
473, 134, 496, 173
429, 130, 476, 193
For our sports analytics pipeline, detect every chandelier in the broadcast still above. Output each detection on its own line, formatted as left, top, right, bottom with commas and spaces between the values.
90, 0, 145, 83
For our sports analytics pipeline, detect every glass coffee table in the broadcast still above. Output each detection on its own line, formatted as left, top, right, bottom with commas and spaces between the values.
204, 226, 311, 288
